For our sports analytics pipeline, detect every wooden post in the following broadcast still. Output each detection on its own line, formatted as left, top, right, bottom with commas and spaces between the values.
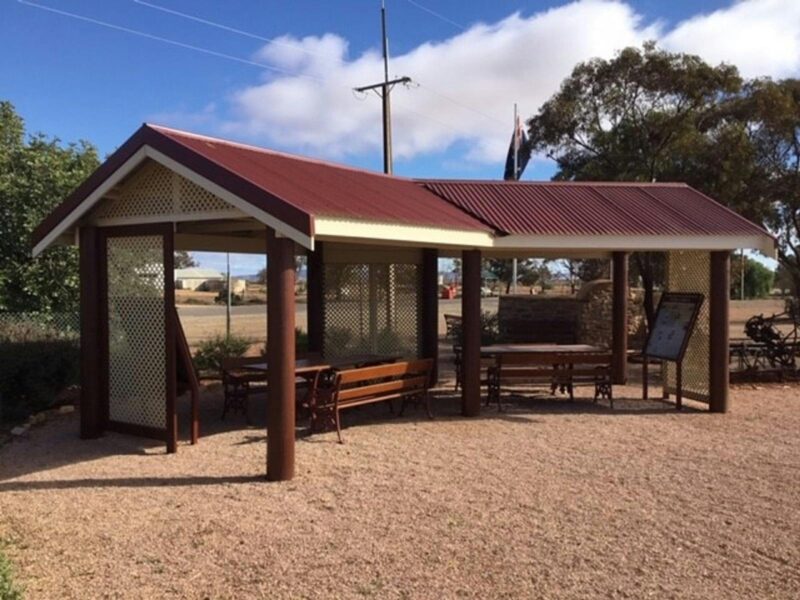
709, 251, 730, 413
79, 226, 102, 439
612, 252, 629, 384
267, 229, 296, 481
306, 242, 324, 355
461, 249, 482, 417
163, 227, 178, 454
421, 248, 439, 382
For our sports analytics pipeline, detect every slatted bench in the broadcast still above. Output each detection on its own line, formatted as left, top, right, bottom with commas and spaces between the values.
487, 351, 613, 409
311, 358, 434, 443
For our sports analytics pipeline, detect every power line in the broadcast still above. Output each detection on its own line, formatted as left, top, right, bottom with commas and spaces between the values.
415, 80, 506, 125
17, 0, 485, 166
132, 0, 334, 62
404, 0, 465, 31
17, 0, 325, 81
132, 0, 500, 127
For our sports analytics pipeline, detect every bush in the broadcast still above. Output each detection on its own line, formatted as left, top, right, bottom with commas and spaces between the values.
0, 547, 23, 600
214, 289, 244, 306
295, 328, 308, 353
192, 335, 250, 375
0, 315, 79, 425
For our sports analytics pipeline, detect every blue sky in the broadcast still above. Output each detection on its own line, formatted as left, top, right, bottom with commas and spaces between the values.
3, 0, 799, 273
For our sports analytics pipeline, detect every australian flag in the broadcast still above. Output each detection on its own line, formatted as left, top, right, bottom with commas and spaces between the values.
503, 116, 531, 181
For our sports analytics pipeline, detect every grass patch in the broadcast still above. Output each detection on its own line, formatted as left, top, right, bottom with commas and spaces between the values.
0, 546, 22, 600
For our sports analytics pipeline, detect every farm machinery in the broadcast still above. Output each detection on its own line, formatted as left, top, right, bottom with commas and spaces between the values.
730, 299, 800, 381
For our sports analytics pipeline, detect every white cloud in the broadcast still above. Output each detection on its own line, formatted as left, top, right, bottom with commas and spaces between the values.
176, 0, 800, 165
661, 0, 800, 79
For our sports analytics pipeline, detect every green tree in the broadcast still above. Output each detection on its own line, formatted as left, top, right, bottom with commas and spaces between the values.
174, 251, 198, 269
730, 255, 775, 299
735, 79, 800, 298
483, 258, 543, 293
0, 101, 99, 313
526, 43, 747, 326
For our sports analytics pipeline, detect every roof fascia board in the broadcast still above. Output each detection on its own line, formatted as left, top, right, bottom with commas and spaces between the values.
32, 147, 149, 257
494, 234, 777, 255
314, 217, 494, 249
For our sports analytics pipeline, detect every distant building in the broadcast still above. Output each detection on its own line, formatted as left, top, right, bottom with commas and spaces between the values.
175, 268, 246, 293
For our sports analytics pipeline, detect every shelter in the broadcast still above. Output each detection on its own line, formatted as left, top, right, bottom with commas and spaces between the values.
32, 124, 775, 481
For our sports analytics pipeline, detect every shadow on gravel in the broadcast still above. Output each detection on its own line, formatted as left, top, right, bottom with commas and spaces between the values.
0, 474, 264, 492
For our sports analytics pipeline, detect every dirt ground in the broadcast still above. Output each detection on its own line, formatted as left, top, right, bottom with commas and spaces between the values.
1, 375, 798, 599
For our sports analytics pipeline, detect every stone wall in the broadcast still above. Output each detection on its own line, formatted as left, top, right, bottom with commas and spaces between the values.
497, 280, 646, 348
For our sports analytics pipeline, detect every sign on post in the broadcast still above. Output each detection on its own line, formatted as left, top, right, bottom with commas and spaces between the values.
642, 292, 704, 408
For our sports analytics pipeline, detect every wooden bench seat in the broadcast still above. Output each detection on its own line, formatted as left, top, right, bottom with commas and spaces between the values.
487, 352, 613, 409
311, 358, 434, 443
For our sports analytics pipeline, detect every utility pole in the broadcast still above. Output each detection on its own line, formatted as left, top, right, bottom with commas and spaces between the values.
354, 1, 410, 174
511, 103, 519, 294
226, 252, 232, 338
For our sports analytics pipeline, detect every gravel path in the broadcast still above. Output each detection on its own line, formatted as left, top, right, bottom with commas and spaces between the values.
1, 384, 799, 599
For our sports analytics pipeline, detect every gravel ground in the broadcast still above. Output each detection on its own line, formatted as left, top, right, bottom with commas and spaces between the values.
1, 382, 799, 599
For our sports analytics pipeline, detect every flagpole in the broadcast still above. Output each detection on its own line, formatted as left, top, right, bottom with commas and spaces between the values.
512, 103, 518, 294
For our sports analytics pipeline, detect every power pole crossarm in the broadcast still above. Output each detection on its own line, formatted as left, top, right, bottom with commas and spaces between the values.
354, 76, 411, 93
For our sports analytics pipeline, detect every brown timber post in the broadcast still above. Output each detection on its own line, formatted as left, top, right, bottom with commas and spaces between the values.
421, 248, 439, 382
307, 241, 324, 355
461, 249, 482, 416
612, 252, 629, 384
79, 226, 102, 439
267, 229, 296, 481
709, 251, 730, 413
163, 226, 178, 454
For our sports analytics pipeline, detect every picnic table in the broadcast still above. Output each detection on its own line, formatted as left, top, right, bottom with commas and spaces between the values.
477, 343, 614, 408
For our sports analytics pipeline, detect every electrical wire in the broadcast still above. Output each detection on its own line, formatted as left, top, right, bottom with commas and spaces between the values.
16, 0, 325, 82
17, 0, 482, 152
404, 0, 465, 31
132, 0, 336, 62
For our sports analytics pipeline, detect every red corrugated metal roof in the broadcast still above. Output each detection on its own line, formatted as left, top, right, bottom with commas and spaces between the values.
153, 126, 490, 232
33, 124, 774, 252
419, 180, 769, 238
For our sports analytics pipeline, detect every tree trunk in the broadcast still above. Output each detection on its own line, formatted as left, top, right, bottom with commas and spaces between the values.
636, 253, 657, 331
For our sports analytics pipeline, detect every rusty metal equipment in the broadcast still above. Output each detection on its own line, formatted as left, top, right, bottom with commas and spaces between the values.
730, 299, 800, 380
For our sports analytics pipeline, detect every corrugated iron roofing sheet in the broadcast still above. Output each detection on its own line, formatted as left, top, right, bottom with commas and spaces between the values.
154, 126, 491, 232
419, 180, 769, 238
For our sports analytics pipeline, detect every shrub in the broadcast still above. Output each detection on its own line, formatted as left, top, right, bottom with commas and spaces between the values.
0, 546, 23, 600
214, 289, 244, 306
192, 335, 250, 375
0, 315, 80, 425
295, 328, 309, 353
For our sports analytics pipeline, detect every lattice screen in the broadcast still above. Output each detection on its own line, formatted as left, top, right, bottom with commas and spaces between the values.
93, 160, 238, 221
323, 263, 421, 359
664, 251, 711, 402
107, 235, 167, 429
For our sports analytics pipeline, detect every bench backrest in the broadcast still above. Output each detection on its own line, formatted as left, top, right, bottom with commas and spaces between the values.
334, 358, 434, 405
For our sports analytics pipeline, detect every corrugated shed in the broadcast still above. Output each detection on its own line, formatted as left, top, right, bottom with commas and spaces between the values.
154, 126, 491, 232
419, 180, 769, 237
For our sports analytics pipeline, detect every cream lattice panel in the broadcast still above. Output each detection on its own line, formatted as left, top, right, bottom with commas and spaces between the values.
107, 235, 166, 429
664, 251, 711, 402
323, 263, 421, 359
93, 160, 238, 221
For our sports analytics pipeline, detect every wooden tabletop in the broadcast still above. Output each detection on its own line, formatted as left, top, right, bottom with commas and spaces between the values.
480, 343, 604, 355
242, 354, 399, 374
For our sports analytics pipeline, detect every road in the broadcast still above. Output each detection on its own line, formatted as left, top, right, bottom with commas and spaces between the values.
176, 297, 501, 345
